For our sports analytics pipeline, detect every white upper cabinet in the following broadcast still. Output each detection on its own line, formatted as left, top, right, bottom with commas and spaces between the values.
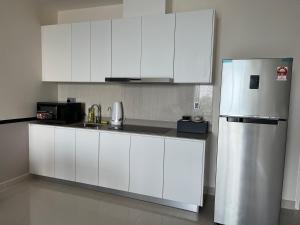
29, 125, 55, 177
42, 24, 71, 82
163, 138, 205, 206
71, 22, 91, 82
91, 20, 112, 82
112, 17, 142, 78
141, 14, 175, 78
76, 129, 99, 186
41, 9, 215, 83
99, 132, 131, 191
129, 135, 164, 198
54, 127, 76, 181
174, 9, 215, 83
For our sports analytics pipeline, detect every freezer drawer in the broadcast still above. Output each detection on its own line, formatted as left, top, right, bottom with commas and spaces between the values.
215, 117, 287, 225
220, 58, 292, 119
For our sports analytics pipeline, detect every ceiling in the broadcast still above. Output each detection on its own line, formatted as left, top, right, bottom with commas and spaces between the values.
38, 0, 123, 11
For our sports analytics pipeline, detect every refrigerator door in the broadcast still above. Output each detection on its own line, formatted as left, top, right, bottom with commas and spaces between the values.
214, 117, 287, 225
220, 58, 292, 119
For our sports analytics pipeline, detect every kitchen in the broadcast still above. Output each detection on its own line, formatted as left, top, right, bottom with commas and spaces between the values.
0, 0, 300, 225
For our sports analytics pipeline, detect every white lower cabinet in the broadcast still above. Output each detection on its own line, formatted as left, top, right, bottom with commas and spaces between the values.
29, 124, 206, 208
99, 132, 130, 191
129, 135, 164, 198
163, 138, 205, 206
75, 129, 99, 186
29, 124, 55, 177
54, 127, 76, 181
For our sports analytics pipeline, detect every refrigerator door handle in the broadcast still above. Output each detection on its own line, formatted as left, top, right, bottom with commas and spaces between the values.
225, 117, 285, 125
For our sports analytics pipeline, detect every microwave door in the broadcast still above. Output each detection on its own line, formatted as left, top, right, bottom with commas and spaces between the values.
37, 105, 57, 120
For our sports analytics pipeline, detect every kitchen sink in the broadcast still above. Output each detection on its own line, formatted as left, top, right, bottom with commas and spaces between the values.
76, 123, 101, 129
75, 123, 171, 135
120, 124, 171, 135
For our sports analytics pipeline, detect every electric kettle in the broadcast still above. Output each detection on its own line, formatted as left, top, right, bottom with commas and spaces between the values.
110, 101, 124, 128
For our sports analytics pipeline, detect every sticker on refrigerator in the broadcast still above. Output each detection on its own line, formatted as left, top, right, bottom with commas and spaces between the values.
276, 66, 288, 81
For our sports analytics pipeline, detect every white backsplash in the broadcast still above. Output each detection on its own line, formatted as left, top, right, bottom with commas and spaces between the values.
58, 83, 213, 123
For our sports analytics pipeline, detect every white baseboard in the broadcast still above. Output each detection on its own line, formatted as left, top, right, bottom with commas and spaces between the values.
0, 173, 30, 192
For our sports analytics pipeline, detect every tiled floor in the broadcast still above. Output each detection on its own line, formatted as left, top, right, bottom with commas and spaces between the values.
0, 178, 299, 225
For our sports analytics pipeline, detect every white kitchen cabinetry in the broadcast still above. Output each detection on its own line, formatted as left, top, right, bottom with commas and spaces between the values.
129, 135, 164, 198
91, 20, 112, 82
75, 129, 99, 186
174, 9, 215, 83
29, 123, 206, 210
112, 17, 142, 78
29, 125, 55, 177
99, 132, 130, 191
42, 24, 71, 82
71, 22, 91, 82
163, 138, 205, 206
54, 127, 76, 181
141, 14, 175, 78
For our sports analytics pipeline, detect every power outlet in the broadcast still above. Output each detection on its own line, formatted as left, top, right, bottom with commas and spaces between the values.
194, 101, 200, 110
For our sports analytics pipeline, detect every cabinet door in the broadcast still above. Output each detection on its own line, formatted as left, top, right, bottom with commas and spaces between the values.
129, 135, 164, 198
54, 128, 76, 181
29, 125, 54, 177
99, 132, 130, 191
91, 20, 112, 82
163, 138, 205, 206
76, 129, 99, 186
141, 14, 175, 78
42, 24, 71, 82
174, 9, 215, 83
71, 22, 91, 82
112, 17, 141, 78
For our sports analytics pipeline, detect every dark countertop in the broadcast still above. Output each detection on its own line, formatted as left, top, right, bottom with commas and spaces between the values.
30, 121, 208, 141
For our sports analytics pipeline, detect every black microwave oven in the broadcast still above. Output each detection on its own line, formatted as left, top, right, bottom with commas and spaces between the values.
37, 102, 84, 124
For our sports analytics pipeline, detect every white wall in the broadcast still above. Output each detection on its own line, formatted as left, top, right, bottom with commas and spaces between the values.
0, 0, 57, 120
58, 84, 213, 124
123, 0, 166, 17
57, 0, 300, 203
296, 162, 300, 209
58, 4, 123, 23
0, 0, 57, 184
0, 123, 29, 183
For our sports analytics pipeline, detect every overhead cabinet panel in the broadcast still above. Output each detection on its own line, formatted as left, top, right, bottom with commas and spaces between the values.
112, 17, 142, 78
91, 20, 112, 82
174, 9, 215, 83
42, 24, 71, 81
141, 14, 175, 78
71, 22, 91, 82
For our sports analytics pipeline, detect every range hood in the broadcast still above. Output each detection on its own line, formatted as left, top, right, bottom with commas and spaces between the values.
105, 77, 173, 83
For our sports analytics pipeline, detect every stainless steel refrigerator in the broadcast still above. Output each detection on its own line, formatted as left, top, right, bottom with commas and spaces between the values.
214, 58, 293, 225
